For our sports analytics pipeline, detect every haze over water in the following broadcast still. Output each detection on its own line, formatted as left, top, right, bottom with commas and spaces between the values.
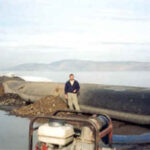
1, 70, 150, 88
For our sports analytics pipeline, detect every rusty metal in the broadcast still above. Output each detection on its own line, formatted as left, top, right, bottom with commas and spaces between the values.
99, 121, 113, 145
53, 109, 113, 145
52, 109, 111, 117
28, 110, 113, 150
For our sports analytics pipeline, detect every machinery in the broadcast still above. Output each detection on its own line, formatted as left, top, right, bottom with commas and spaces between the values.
28, 110, 113, 150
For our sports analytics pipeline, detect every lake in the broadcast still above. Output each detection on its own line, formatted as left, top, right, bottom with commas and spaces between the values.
0, 110, 29, 150
0, 110, 38, 150
1, 71, 150, 88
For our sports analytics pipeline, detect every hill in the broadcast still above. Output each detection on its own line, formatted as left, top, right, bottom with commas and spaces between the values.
7, 60, 150, 71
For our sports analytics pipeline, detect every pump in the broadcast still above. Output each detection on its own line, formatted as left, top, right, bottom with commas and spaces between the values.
28, 110, 114, 150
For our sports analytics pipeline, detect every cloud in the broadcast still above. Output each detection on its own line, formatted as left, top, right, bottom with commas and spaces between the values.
0, 0, 150, 68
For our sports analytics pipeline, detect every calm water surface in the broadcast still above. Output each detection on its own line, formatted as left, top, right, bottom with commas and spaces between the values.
0, 111, 29, 150
0, 110, 37, 150
2, 71, 150, 88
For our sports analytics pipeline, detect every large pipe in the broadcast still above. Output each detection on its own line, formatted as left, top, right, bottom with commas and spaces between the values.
80, 105, 150, 125
3, 80, 150, 125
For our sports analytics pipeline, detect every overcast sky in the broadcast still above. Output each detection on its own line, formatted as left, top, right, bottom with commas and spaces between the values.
0, 0, 150, 68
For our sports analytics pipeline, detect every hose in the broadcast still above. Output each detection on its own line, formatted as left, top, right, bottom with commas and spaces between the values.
112, 133, 150, 144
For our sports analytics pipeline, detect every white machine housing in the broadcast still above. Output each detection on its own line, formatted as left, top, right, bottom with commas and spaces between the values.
37, 123, 74, 146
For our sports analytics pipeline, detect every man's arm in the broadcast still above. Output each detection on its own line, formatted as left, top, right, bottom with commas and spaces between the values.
75, 81, 80, 93
64, 82, 68, 94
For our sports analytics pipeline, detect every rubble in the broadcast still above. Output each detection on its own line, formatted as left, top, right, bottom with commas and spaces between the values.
12, 95, 68, 117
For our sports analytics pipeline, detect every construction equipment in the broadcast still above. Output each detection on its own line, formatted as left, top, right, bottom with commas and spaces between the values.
28, 110, 114, 150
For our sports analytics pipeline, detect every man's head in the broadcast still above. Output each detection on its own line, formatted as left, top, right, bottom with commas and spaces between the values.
69, 73, 74, 81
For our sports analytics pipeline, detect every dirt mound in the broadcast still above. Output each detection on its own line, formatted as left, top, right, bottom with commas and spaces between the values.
12, 95, 68, 117
0, 93, 27, 106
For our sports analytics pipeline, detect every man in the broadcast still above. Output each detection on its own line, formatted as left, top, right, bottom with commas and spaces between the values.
64, 74, 80, 110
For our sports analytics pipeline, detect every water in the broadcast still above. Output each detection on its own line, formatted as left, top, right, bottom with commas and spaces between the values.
1, 70, 150, 88
0, 110, 29, 150
0, 110, 150, 150
0, 110, 37, 150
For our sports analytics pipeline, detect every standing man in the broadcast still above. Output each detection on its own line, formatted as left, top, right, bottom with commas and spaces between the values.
65, 74, 80, 110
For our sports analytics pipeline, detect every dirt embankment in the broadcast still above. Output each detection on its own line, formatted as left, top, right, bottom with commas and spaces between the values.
12, 95, 68, 117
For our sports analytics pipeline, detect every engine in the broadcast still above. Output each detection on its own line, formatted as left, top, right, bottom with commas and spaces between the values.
35, 115, 111, 150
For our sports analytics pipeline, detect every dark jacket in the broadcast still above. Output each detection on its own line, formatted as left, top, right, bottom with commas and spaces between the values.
65, 80, 80, 94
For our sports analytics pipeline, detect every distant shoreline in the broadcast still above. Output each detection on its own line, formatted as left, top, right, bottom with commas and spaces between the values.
1, 71, 150, 88
2, 60, 150, 71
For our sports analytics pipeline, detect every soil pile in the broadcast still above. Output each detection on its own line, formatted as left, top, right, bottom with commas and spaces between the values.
12, 95, 68, 117
0, 93, 27, 106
